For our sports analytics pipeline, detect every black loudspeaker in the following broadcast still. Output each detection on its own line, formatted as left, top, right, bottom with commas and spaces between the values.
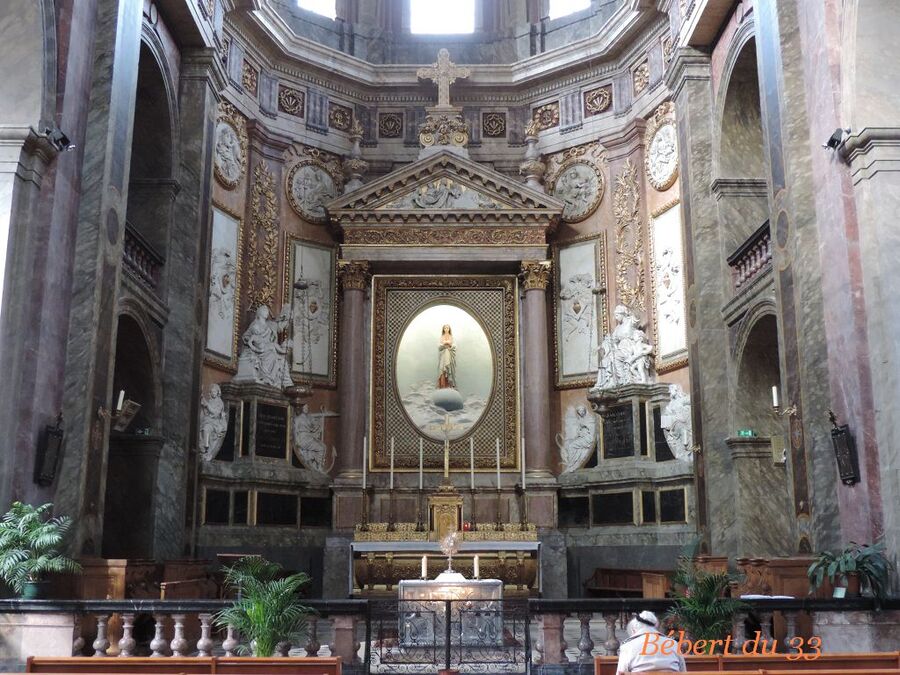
829, 410, 860, 486
34, 414, 64, 487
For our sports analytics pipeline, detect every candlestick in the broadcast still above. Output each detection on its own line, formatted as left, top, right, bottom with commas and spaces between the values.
474, 555, 480, 579
521, 436, 526, 487
421, 555, 427, 579
362, 436, 367, 490
419, 438, 424, 490
116, 390, 125, 412
470, 437, 475, 490
495, 438, 501, 490
772, 385, 779, 408
390, 436, 395, 490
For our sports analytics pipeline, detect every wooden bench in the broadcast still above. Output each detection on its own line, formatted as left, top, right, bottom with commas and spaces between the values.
26, 657, 341, 675
626, 671, 900, 675
596, 651, 900, 674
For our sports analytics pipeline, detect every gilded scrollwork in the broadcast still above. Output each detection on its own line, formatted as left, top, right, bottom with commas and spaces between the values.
337, 260, 371, 291
583, 85, 612, 117
520, 260, 552, 290
378, 113, 403, 139
345, 227, 544, 247
213, 102, 248, 190
242, 60, 258, 97
481, 112, 507, 138
633, 60, 650, 97
613, 159, 646, 312
531, 102, 560, 131
419, 114, 469, 148
329, 102, 353, 132
247, 162, 279, 310
278, 86, 305, 117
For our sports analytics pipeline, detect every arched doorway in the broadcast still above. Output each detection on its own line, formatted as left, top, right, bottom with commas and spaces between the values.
101, 313, 161, 559
736, 313, 781, 437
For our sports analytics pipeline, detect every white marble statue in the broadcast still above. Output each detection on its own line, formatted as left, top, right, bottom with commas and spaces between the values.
233, 305, 294, 389
198, 384, 228, 461
292, 403, 337, 474
559, 272, 595, 345
661, 383, 693, 462
593, 304, 655, 390
555, 404, 596, 473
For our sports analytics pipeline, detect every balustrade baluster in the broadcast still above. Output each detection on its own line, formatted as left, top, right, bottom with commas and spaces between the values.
757, 610, 774, 648
276, 641, 291, 656
72, 615, 85, 656
782, 611, 799, 653
92, 614, 110, 657
222, 624, 239, 657
117, 613, 136, 657
170, 614, 188, 657
149, 613, 169, 657
305, 616, 321, 656
731, 611, 747, 653
602, 613, 619, 656
577, 612, 595, 663
197, 613, 214, 657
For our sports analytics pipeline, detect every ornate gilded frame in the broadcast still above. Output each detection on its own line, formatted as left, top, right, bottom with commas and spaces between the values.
281, 235, 339, 388
649, 198, 688, 373
551, 233, 609, 389
213, 101, 248, 190
284, 157, 342, 225
644, 101, 679, 192
204, 202, 245, 372
369, 275, 520, 473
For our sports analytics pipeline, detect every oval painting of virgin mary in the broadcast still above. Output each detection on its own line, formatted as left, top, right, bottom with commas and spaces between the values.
395, 303, 493, 440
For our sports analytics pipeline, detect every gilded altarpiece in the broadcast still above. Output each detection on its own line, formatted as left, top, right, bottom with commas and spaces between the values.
370, 276, 520, 473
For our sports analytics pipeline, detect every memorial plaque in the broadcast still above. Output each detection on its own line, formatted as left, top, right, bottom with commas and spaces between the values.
592, 491, 634, 525
255, 402, 289, 459
602, 404, 634, 458
659, 488, 686, 523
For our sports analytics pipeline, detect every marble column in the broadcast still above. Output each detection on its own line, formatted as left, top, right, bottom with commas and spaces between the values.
155, 49, 225, 559
56, 0, 144, 554
665, 48, 732, 554
335, 260, 371, 480
519, 260, 553, 480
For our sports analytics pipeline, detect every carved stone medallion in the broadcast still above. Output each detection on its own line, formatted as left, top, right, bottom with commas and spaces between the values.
532, 102, 560, 131
213, 103, 247, 190
633, 61, 650, 97
644, 102, 679, 191
548, 161, 604, 223
583, 86, 612, 117
286, 160, 339, 224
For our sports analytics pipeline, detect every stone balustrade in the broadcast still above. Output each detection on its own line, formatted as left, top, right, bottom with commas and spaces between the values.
122, 224, 165, 291
727, 221, 772, 293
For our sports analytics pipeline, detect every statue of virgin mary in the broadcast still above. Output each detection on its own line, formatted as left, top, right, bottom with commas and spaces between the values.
437, 323, 457, 389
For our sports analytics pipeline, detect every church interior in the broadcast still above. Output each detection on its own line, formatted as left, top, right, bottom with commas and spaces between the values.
0, 0, 899, 663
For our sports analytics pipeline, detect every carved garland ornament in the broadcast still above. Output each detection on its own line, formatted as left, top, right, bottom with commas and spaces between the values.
583, 86, 612, 117
242, 60, 258, 97
247, 162, 279, 310
644, 101, 679, 191
547, 159, 605, 223
213, 102, 248, 190
419, 114, 469, 148
278, 86, 305, 117
633, 60, 650, 97
285, 158, 341, 224
613, 159, 646, 312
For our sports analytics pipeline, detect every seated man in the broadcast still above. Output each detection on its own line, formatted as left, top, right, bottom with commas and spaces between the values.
616, 611, 686, 673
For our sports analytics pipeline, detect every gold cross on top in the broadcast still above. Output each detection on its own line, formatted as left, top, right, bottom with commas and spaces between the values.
417, 49, 471, 109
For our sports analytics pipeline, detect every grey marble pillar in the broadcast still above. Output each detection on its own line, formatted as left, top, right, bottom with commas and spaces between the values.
336, 260, 370, 479
155, 48, 225, 559
520, 260, 553, 479
56, 0, 144, 554
664, 48, 731, 554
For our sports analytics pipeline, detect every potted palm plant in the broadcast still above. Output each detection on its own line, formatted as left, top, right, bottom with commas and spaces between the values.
213, 556, 313, 656
808, 542, 894, 600
0, 502, 81, 599
665, 557, 748, 652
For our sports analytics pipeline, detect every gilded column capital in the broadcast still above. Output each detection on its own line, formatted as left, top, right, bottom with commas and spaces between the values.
337, 260, 371, 291
520, 260, 552, 290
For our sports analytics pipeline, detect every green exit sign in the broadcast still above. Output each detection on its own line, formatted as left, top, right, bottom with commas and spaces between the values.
737, 429, 757, 438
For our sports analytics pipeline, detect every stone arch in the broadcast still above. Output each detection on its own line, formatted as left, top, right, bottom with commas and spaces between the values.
733, 303, 781, 436
715, 26, 766, 181
124, 31, 180, 261
110, 308, 161, 431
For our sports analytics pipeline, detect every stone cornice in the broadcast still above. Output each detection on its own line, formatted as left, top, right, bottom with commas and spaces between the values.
180, 48, 228, 95
711, 177, 769, 199
663, 47, 711, 99
840, 127, 900, 182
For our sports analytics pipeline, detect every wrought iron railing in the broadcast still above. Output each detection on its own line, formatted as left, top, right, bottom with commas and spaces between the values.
727, 220, 772, 293
123, 224, 165, 291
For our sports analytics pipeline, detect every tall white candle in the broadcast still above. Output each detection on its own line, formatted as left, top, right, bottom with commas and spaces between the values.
419, 438, 424, 490
421, 555, 427, 579
362, 436, 367, 490
772, 385, 779, 408
390, 436, 395, 490
116, 389, 125, 412
470, 437, 475, 490
521, 437, 526, 487
495, 438, 501, 490
474, 554, 480, 579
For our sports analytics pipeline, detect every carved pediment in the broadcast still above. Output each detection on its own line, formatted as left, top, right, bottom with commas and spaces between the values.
327, 150, 564, 227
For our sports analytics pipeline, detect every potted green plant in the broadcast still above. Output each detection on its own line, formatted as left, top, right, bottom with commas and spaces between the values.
0, 502, 81, 599
807, 542, 894, 601
665, 557, 748, 652
213, 556, 313, 656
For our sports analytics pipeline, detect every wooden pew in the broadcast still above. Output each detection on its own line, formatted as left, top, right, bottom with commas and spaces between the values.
627, 671, 900, 675
27, 657, 341, 675
596, 651, 900, 675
